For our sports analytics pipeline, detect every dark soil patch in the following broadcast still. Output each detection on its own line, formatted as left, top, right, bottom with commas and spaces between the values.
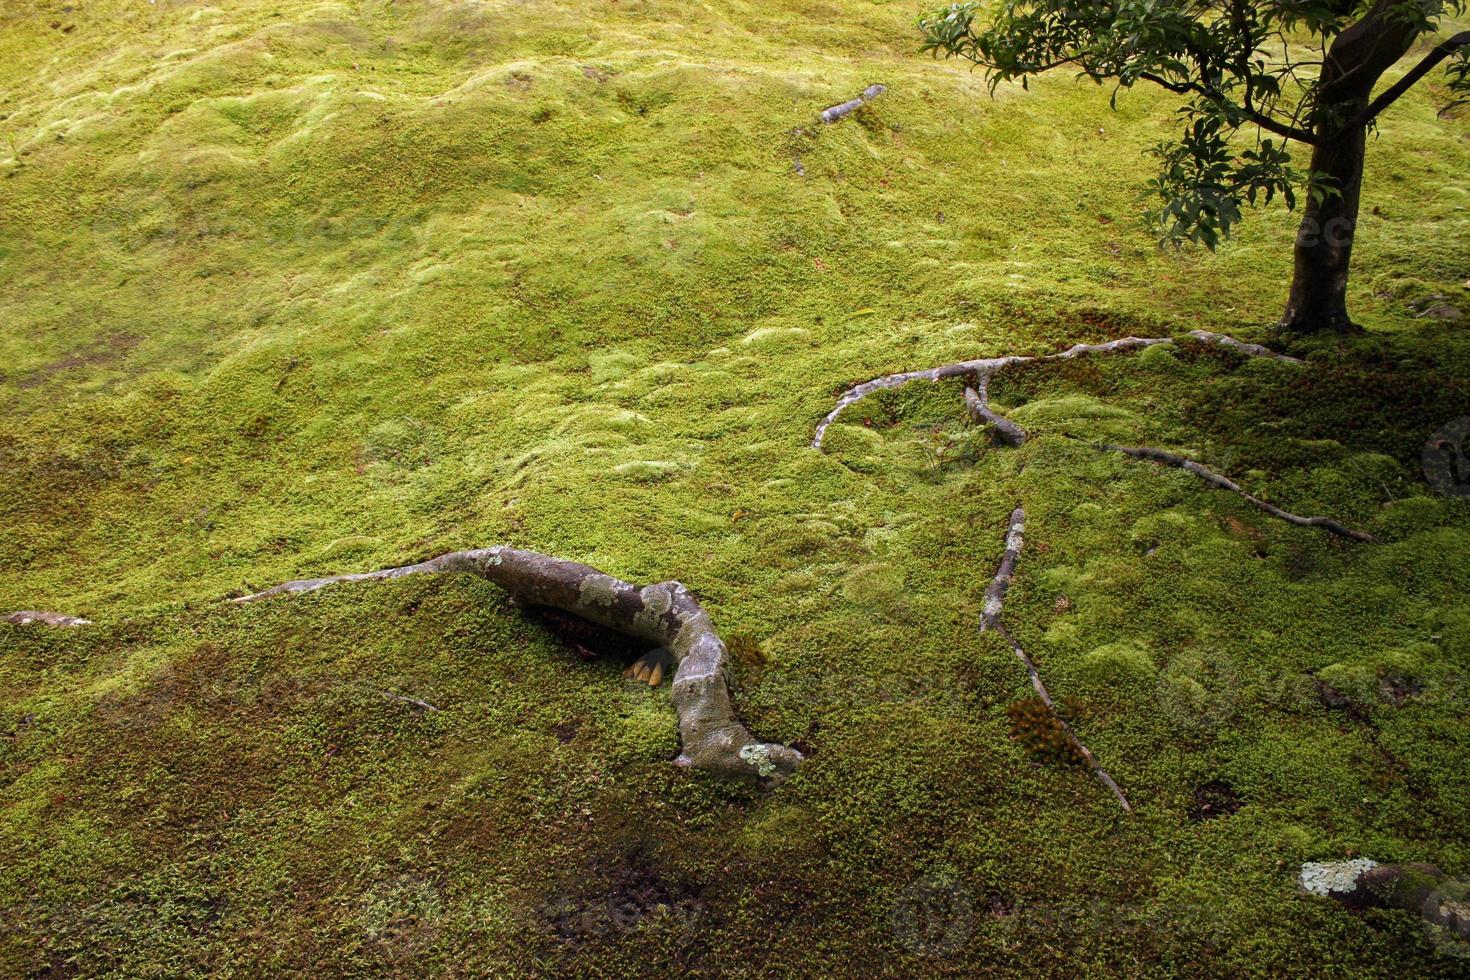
1187, 779, 1242, 821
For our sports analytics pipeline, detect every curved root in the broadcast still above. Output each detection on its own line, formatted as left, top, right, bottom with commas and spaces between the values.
963, 379, 1027, 447
234, 547, 801, 784
981, 508, 1133, 812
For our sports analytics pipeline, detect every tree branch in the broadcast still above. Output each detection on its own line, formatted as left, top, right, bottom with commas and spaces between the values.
1342, 30, 1470, 131
1136, 71, 1318, 143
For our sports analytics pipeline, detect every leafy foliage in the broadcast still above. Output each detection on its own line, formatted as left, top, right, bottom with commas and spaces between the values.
920, 0, 1469, 246
1447, 45, 1470, 114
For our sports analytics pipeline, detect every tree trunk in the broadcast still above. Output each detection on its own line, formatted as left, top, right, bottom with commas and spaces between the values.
1277, 4, 1423, 335
1279, 128, 1366, 334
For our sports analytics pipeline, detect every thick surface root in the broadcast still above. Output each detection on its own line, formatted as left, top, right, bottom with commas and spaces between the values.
1100, 445, 1374, 542
234, 547, 801, 784
813, 330, 1298, 450
4, 611, 92, 627
981, 508, 1133, 812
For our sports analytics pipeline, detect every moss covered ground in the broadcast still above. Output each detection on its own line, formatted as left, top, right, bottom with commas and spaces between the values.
2, 0, 1470, 975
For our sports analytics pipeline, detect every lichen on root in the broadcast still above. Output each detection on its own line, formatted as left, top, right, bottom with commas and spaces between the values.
1300, 859, 1470, 945
233, 547, 801, 784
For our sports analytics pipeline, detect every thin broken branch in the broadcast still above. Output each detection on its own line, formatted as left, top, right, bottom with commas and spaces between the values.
381, 691, 442, 713
981, 507, 1133, 813
820, 84, 886, 123
813, 330, 1298, 450
5, 611, 92, 627
233, 547, 801, 783
1099, 445, 1373, 542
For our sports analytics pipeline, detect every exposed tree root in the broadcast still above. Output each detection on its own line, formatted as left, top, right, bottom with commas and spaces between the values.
4, 611, 91, 627
232, 547, 801, 783
981, 508, 1134, 813
819, 84, 886, 123
1098, 445, 1374, 542
1300, 859, 1468, 942
963, 378, 1026, 447
813, 330, 1299, 450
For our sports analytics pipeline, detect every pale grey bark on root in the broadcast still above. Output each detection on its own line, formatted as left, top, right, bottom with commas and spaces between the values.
382, 691, 442, 713
819, 84, 886, 123
1185, 329, 1302, 364
1099, 445, 1374, 542
812, 330, 1297, 451
981, 508, 1134, 813
233, 547, 801, 784
5, 611, 92, 627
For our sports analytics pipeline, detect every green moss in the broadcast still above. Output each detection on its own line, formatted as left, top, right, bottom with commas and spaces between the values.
1, 0, 1469, 974
1077, 641, 1157, 687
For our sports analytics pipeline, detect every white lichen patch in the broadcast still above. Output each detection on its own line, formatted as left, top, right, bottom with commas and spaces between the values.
611, 460, 684, 481
1299, 859, 1378, 896
634, 582, 676, 635
740, 326, 811, 348
577, 573, 623, 608
739, 743, 777, 777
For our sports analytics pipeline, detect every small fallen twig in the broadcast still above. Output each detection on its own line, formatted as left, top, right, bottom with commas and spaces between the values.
381, 691, 442, 713
981, 507, 1133, 813
820, 84, 886, 123
813, 330, 1299, 450
5, 611, 92, 627
1098, 444, 1374, 542
233, 546, 800, 783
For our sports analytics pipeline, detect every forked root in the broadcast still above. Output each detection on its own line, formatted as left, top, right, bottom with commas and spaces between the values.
813, 330, 1300, 450
1099, 444, 1373, 542
234, 547, 801, 783
981, 508, 1133, 813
